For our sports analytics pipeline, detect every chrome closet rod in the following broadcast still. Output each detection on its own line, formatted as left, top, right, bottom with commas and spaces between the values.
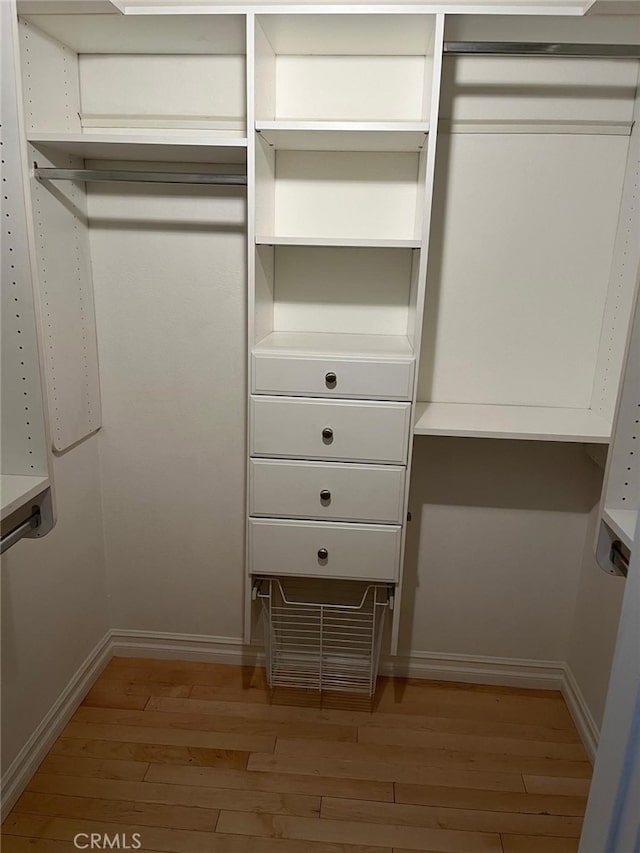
34, 167, 247, 186
443, 42, 640, 58
0, 509, 41, 555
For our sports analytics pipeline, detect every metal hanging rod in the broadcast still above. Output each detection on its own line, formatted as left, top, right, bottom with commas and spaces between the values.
1, 508, 41, 556
34, 165, 247, 187
443, 42, 640, 59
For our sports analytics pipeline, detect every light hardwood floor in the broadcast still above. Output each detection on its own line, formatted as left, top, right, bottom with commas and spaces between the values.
2, 659, 592, 852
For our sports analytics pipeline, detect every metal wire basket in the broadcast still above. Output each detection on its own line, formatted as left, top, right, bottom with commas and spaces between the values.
255, 577, 392, 696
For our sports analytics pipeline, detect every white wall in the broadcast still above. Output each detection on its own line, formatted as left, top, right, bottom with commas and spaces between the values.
400, 438, 602, 661
87, 168, 247, 638
1, 435, 109, 773
568, 505, 626, 728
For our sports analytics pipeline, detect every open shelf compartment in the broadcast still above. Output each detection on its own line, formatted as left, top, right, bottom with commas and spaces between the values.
256, 577, 391, 696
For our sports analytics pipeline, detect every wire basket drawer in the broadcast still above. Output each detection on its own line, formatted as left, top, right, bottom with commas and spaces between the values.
256, 577, 391, 696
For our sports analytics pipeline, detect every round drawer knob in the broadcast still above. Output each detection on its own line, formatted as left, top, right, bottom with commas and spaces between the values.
320, 489, 331, 501
325, 372, 337, 387
322, 427, 334, 442
317, 548, 328, 560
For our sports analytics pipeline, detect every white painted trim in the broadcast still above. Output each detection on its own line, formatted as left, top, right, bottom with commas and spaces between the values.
381, 650, 566, 690
562, 663, 600, 763
0, 631, 112, 821
109, 629, 264, 667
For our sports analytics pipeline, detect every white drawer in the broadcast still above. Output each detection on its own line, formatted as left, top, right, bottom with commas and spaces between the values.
250, 396, 411, 464
249, 518, 401, 581
250, 459, 405, 523
252, 353, 414, 401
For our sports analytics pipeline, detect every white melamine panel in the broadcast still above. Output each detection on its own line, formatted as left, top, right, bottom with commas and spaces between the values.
21, 13, 247, 54
420, 133, 628, 408
272, 246, 414, 336
19, 17, 81, 134
249, 518, 401, 581
79, 55, 246, 130
29, 147, 102, 452
250, 459, 405, 523
592, 86, 640, 423
257, 15, 435, 57
413, 402, 611, 443
252, 352, 414, 401
439, 57, 639, 124
2, 15, 49, 483
273, 151, 420, 242
256, 122, 429, 153
250, 396, 411, 464
274, 56, 428, 123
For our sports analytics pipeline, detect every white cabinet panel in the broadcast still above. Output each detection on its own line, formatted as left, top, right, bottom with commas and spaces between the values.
250, 396, 411, 464
250, 459, 405, 523
252, 352, 414, 400
249, 518, 401, 581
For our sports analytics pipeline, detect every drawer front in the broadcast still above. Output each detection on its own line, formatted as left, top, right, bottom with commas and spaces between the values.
250, 459, 405, 523
252, 353, 414, 401
249, 518, 401, 581
251, 396, 411, 464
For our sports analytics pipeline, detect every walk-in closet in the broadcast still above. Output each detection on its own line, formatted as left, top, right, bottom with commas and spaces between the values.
1, 0, 639, 850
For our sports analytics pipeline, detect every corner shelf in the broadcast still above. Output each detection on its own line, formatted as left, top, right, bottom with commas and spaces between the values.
28, 133, 248, 164
1, 475, 50, 522
602, 508, 638, 550
256, 121, 429, 152
413, 402, 611, 443
256, 236, 421, 249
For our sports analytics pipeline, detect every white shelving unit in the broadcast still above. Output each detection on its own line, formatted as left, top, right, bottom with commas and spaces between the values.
415, 38, 640, 443
597, 287, 640, 572
247, 12, 445, 663
1, 2, 53, 544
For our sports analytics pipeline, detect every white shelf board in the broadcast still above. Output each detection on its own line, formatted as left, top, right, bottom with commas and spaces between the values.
602, 508, 638, 550
256, 121, 429, 152
256, 235, 421, 249
1, 474, 49, 522
254, 331, 415, 359
28, 133, 248, 165
413, 402, 612, 443
438, 119, 634, 137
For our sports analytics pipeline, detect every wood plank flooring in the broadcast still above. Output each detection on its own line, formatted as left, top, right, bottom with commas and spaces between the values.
2, 658, 592, 853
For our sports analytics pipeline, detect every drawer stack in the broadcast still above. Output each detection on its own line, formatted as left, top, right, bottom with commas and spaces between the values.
249, 351, 414, 582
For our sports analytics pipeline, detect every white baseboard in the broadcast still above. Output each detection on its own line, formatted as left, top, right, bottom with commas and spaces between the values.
381, 651, 566, 690
0, 631, 112, 821
561, 663, 600, 763
109, 629, 264, 667
1, 631, 599, 819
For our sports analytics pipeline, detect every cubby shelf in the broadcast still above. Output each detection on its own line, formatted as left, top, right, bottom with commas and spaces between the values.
254, 331, 415, 359
602, 508, 638, 550
1, 475, 49, 522
255, 121, 429, 152
28, 133, 248, 164
413, 402, 611, 443
256, 236, 421, 249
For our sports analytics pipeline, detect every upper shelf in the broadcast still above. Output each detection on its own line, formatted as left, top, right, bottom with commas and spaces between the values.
28, 133, 248, 165
256, 121, 429, 152
413, 402, 611, 443
256, 236, 421, 249
1, 474, 49, 522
